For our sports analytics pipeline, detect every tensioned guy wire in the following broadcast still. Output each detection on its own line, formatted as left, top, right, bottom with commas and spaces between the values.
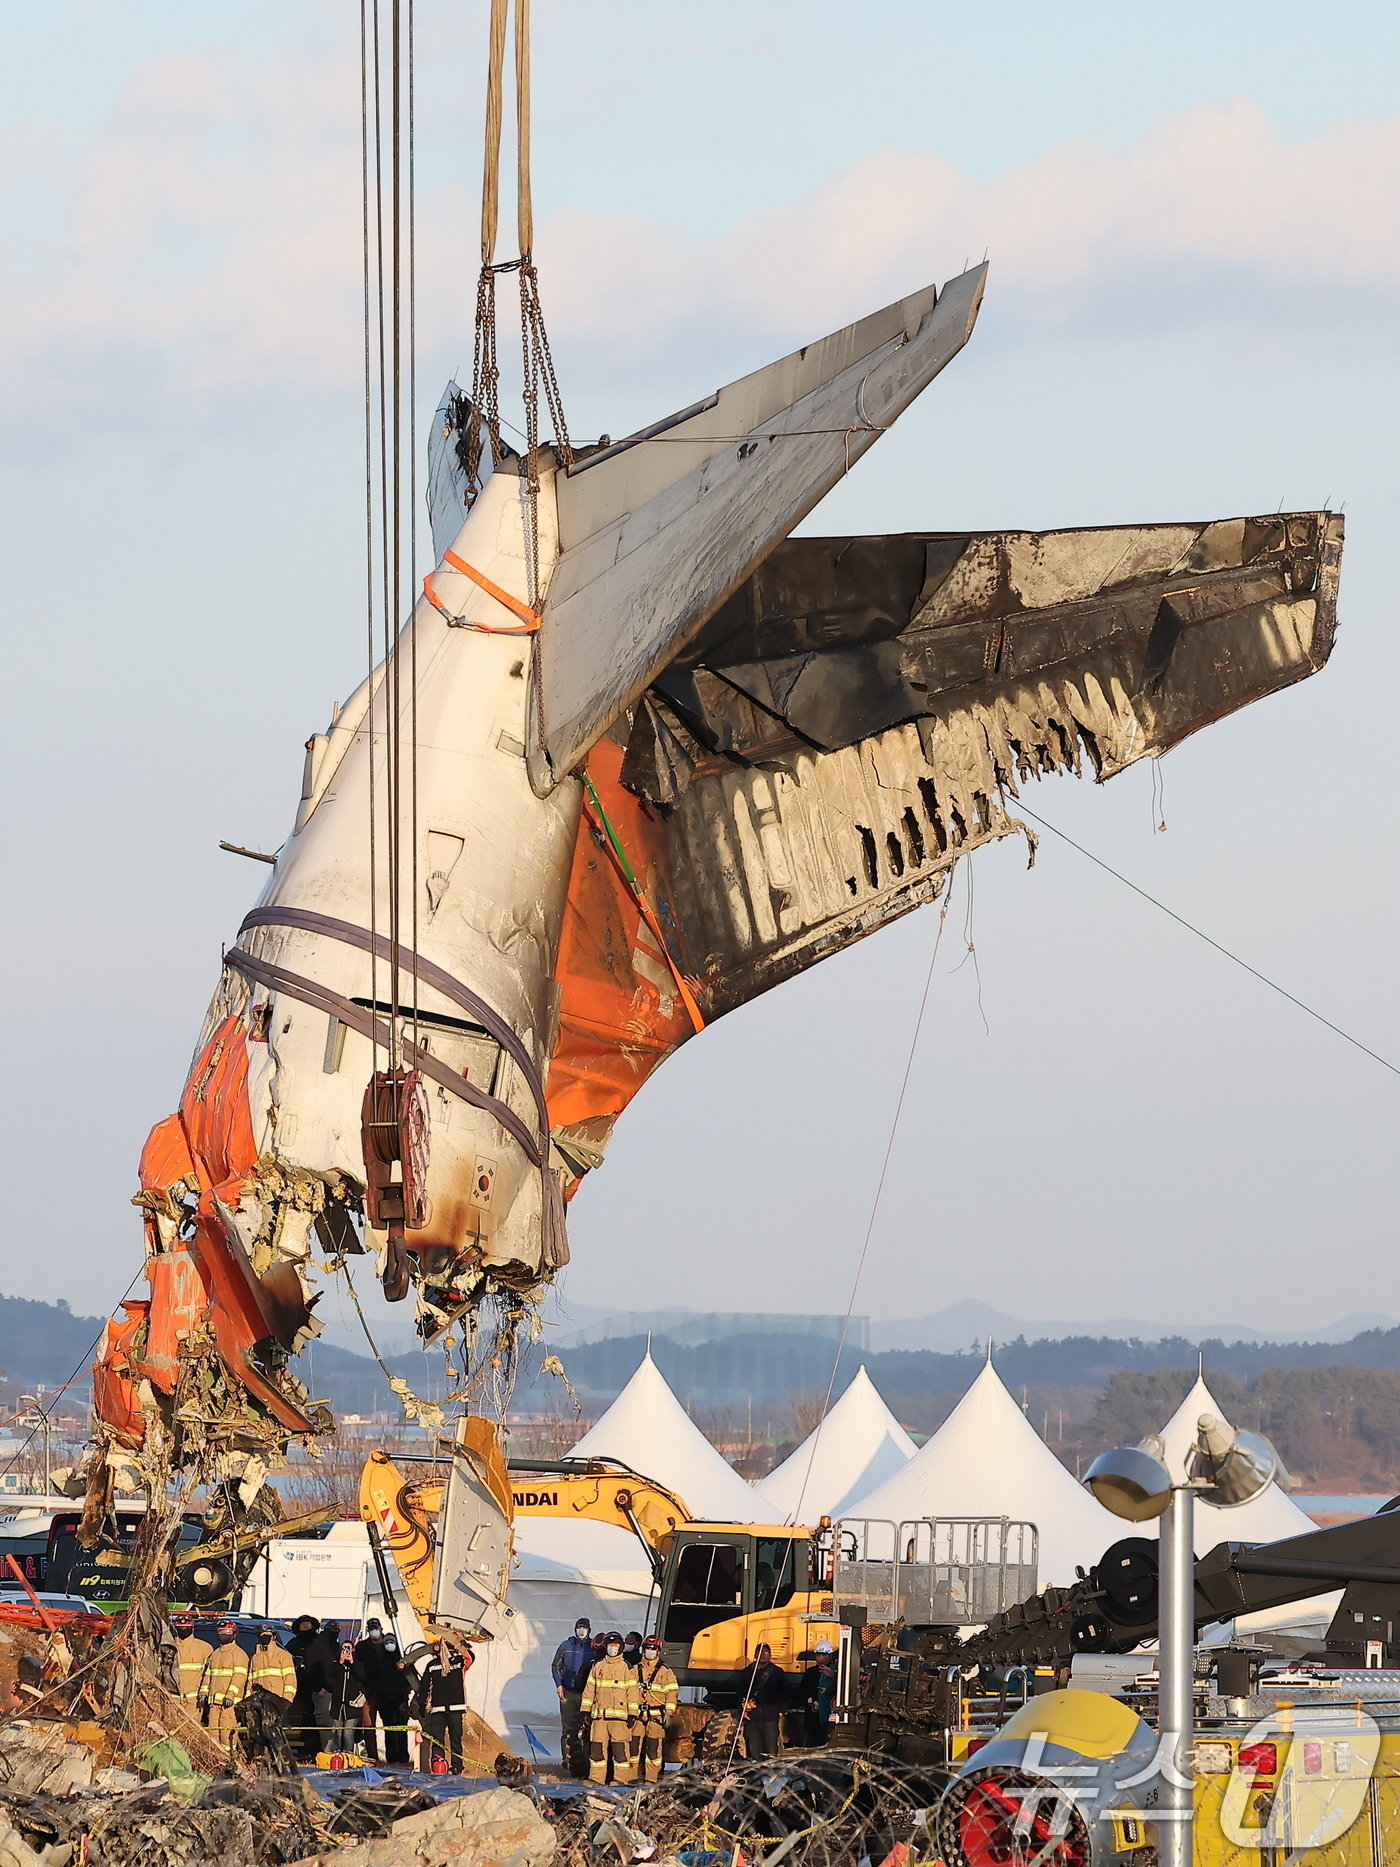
1017, 803, 1400, 1081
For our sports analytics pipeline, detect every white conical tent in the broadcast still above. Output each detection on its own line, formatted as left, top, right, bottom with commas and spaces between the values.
1156, 1375, 1318, 1552
569, 1351, 777, 1522
843, 1360, 1124, 1586
762, 1367, 917, 1523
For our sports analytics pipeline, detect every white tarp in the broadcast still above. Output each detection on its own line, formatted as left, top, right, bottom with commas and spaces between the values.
473, 1518, 657, 1759
762, 1366, 916, 1524
842, 1359, 1124, 1586
569, 1351, 778, 1523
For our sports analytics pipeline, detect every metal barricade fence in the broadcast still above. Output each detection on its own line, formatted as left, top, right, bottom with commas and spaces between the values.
832, 1516, 1038, 1626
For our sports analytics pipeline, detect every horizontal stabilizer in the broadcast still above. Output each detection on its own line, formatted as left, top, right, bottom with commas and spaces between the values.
531, 265, 987, 785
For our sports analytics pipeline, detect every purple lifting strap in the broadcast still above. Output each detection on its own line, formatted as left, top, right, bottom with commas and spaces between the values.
225, 906, 568, 1269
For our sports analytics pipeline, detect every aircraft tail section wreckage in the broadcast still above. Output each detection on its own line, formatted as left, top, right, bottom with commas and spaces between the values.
85, 252, 1343, 1520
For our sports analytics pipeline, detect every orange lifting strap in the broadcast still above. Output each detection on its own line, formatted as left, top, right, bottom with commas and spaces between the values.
422, 547, 542, 634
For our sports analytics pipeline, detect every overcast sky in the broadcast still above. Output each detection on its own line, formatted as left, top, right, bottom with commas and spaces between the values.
3, 1, 1398, 1345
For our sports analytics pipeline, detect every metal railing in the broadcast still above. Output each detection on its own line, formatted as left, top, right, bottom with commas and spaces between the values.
833, 1516, 1038, 1626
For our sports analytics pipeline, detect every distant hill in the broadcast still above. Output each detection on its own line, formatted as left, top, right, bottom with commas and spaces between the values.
0, 1295, 115, 1390
9, 1290, 1400, 1419
870, 1299, 1398, 1353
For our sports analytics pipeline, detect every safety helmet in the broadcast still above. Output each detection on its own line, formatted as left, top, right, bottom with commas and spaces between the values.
642, 1636, 663, 1652
814, 1640, 835, 1654
172, 1613, 196, 1631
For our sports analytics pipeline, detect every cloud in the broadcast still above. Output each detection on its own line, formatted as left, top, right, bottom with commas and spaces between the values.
3, 25, 1397, 444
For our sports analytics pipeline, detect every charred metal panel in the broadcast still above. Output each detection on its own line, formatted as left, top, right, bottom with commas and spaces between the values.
628, 513, 1341, 1021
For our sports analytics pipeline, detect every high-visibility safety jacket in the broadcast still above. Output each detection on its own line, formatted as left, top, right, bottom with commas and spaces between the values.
175, 1634, 213, 1699
248, 1643, 297, 1701
634, 1660, 678, 1722
580, 1656, 638, 1721
200, 1644, 250, 1707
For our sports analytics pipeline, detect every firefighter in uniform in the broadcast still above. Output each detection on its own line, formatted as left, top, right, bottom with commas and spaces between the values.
172, 1613, 212, 1703
248, 1625, 298, 1726
631, 1635, 678, 1783
580, 1632, 637, 1784
199, 1619, 250, 1756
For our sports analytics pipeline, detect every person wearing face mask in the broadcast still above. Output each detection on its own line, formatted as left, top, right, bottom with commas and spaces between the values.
551, 1616, 594, 1777
621, 1630, 644, 1671
171, 1613, 212, 1702
579, 1633, 637, 1784
198, 1619, 249, 1757
352, 1619, 389, 1760
630, 1636, 678, 1783
248, 1624, 297, 1715
286, 1614, 337, 1761
375, 1633, 413, 1765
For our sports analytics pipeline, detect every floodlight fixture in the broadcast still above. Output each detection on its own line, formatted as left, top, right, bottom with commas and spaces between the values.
1082, 1416, 1284, 1867
1189, 1413, 1285, 1508
1084, 1445, 1174, 1522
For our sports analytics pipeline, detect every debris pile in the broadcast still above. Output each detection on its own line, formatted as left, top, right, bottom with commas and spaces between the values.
0, 1737, 326, 1867
549, 1757, 948, 1867
294, 1785, 556, 1867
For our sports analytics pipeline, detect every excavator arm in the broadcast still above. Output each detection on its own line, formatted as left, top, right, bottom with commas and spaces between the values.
359, 1438, 693, 1628
507, 1457, 691, 1579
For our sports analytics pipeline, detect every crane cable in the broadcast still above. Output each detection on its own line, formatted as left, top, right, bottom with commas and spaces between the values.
468, 0, 572, 612
359, 0, 423, 1086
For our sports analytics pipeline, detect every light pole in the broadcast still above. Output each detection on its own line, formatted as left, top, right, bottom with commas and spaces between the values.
1085, 1415, 1283, 1867
19, 1397, 51, 1499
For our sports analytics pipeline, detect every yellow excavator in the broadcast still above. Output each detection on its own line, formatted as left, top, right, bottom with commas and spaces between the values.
359, 1418, 839, 1695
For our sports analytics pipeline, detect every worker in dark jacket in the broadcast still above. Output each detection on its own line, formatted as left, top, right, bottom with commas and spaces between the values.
551, 1616, 594, 1777
352, 1619, 390, 1760
375, 1634, 413, 1764
286, 1614, 338, 1760
323, 1624, 363, 1754
416, 1639, 474, 1773
741, 1643, 788, 1759
805, 1639, 837, 1744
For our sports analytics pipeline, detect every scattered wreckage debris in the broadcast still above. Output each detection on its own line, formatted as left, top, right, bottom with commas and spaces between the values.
546, 1757, 948, 1867
293, 1784, 556, 1867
